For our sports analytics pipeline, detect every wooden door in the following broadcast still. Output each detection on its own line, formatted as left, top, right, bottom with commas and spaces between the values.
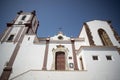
55, 52, 65, 70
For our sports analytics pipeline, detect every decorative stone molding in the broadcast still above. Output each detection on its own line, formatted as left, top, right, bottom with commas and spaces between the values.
42, 38, 50, 70
71, 39, 79, 70
110, 26, 120, 43
117, 48, 120, 55
51, 45, 69, 70
84, 23, 95, 46
107, 21, 120, 44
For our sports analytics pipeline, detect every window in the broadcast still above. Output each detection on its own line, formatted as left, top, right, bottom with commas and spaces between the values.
80, 57, 84, 70
98, 29, 113, 46
58, 36, 63, 40
7, 35, 14, 41
106, 55, 112, 60
69, 57, 72, 59
21, 15, 26, 20
28, 37, 30, 40
92, 56, 98, 60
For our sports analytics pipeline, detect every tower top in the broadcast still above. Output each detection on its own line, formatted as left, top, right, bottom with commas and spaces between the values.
17, 10, 36, 15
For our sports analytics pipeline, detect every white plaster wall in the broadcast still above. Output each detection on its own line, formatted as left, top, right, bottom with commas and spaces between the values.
0, 42, 16, 75
10, 35, 46, 78
86, 20, 120, 47
77, 47, 120, 78
10, 26, 21, 34
47, 43, 56, 70
78, 26, 90, 46
75, 41, 85, 50
22, 35, 35, 44
9, 70, 120, 80
31, 17, 36, 31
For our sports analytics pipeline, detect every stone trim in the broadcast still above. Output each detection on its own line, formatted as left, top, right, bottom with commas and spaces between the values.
18, 27, 28, 43
107, 21, 120, 43
1, 27, 13, 42
71, 39, 78, 70
77, 46, 118, 55
25, 11, 38, 35
51, 45, 69, 70
0, 70, 12, 80
117, 48, 120, 55
14, 27, 24, 43
0, 27, 28, 80
0, 27, 9, 41
84, 23, 95, 46
13, 14, 20, 24
42, 38, 50, 70
7, 23, 13, 27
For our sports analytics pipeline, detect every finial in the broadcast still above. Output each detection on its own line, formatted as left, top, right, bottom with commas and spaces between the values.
59, 27, 62, 31
17, 10, 23, 14
58, 27, 63, 34
31, 10, 36, 15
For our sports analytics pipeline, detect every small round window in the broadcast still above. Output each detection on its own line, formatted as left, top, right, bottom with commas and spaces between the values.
58, 36, 63, 40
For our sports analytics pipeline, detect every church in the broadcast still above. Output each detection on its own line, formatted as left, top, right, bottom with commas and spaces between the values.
0, 11, 120, 80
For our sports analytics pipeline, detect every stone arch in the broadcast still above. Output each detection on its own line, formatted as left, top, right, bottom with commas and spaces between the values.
51, 45, 69, 70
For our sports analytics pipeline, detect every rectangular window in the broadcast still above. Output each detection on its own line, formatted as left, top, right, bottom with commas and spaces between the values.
92, 56, 98, 60
69, 57, 72, 59
7, 35, 14, 41
106, 55, 112, 60
80, 57, 84, 70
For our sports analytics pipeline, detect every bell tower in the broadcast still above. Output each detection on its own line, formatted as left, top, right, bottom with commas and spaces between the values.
0, 11, 39, 80
0, 10, 39, 43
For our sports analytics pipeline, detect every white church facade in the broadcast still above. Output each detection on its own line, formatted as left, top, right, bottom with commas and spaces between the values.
0, 11, 120, 80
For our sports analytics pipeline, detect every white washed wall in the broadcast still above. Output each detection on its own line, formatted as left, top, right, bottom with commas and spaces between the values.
10, 35, 46, 78
77, 47, 120, 74
9, 70, 120, 80
86, 20, 120, 47
0, 42, 16, 75
78, 26, 90, 46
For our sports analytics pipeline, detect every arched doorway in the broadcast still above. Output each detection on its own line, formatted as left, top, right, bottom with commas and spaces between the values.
55, 51, 65, 70
98, 29, 113, 46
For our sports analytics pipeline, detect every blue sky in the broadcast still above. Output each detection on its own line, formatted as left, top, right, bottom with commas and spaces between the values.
0, 0, 120, 37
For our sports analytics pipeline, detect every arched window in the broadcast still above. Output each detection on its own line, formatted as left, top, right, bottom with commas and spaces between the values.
98, 29, 113, 46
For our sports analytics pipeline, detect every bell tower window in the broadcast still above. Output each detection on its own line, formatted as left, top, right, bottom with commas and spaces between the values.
7, 35, 14, 41
21, 15, 26, 20
98, 29, 113, 46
